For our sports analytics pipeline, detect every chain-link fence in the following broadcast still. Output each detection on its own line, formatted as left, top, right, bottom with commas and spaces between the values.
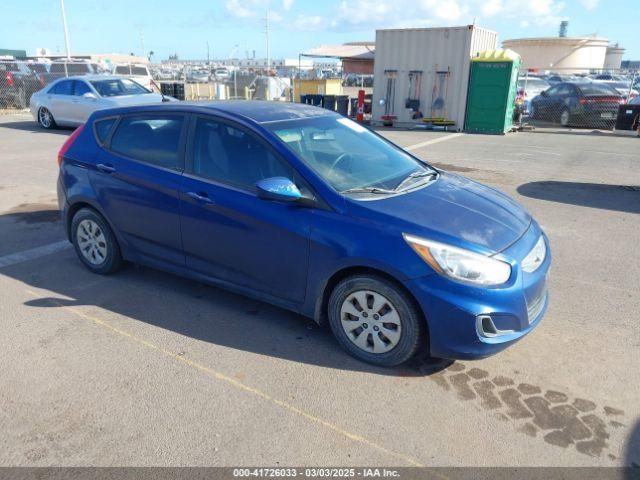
0, 59, 108, 114
515, 68, 639, 131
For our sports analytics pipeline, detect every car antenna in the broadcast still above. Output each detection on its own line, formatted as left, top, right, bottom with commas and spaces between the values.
152, 79, 167, 102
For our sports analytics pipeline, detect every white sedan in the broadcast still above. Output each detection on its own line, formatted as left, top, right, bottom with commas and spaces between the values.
30, 75, 175, 129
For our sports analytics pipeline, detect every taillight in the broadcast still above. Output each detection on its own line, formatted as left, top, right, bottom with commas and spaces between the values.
38, 74, 45, 87
57, 124, 84, 166
5, 72, 14, 87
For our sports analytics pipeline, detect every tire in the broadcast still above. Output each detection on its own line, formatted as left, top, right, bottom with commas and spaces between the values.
38, 107, 57, 129
71, 208, 122, 275
327, 274, 425, 367
559, 108, 571, 127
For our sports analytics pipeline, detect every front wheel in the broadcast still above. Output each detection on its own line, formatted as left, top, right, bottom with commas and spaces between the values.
71, 208, 122, 274
328, 275, 424, 367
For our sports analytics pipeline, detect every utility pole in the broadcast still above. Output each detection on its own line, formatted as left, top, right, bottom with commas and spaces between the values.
206, 41, 210, 66
265, 10, 270, 73
59, 0, 71, 59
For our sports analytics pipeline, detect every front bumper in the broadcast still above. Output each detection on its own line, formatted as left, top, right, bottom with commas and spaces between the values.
404, 224, 551, 360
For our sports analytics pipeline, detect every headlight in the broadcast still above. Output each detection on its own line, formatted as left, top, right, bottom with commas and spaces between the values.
403, 234, 512, 286
521, 236, 546, 273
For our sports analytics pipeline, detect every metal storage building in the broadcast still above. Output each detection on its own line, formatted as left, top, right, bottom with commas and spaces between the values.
372, 25, 498, 130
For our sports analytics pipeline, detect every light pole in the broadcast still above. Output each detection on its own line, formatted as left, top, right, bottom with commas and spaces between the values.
60, 0, 71, 59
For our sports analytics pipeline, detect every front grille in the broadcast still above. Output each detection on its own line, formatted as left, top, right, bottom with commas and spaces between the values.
527, 289, 547, 324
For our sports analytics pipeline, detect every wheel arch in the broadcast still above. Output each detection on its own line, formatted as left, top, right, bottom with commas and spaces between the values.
65, 199, 116, 243
313, 265, 427, 331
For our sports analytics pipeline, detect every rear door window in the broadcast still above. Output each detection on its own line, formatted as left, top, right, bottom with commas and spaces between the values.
109, 115, 185, 169
51, 80, 74, 95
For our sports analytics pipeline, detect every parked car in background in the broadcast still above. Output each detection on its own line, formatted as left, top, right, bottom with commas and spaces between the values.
530, 82, 623, 128
214, 68, 230, 80
187, 69, 211, 83
0, 61, 45, 108
546, 74, 581, 84
517, 77, 550, 113
42, 61, 96, 85
30, 75, 173, 128
56, 101, 550, 366
112, 64, 153, 90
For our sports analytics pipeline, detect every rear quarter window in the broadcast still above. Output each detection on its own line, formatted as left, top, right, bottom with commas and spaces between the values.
93, 118, 117, 145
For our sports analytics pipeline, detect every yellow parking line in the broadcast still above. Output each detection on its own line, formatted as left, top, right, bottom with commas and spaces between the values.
23, 288, 439, 471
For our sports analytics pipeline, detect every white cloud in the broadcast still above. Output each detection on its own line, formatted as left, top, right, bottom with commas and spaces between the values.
227, 0, 567, 33
579, 0, 599, 9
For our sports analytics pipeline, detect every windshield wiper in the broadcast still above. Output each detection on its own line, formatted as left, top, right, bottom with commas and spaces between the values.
395, 170, 438, 192
340, 187, 398, 195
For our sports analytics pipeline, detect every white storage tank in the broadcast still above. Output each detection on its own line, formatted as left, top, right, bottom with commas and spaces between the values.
502, 36, 609, 73
372, 25, 498, 130
604, 44, 626, 70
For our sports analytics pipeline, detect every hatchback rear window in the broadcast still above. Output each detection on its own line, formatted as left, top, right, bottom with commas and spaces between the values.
109, 115, 184, 169
94, 118, 116, 145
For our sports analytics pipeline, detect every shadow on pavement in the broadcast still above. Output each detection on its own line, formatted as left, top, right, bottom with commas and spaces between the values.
517, 181, 640, 214
1, 207, 451, 378
0, 120, 73, 135
625, 419, 640, 473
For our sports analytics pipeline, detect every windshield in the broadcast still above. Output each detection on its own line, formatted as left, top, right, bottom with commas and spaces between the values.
267, 116, 434, 194
90, 78, 151, 97
131, 66, 148, 76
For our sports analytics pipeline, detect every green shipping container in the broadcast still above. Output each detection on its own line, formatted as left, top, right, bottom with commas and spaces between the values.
464, 50, 521, 135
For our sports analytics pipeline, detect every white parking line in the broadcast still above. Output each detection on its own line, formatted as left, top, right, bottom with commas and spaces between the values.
0, 241, 71, 269
404, 133, 464, 151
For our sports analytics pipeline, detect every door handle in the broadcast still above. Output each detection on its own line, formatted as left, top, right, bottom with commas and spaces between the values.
96, 163, 116, 174
186, 191, 215, 205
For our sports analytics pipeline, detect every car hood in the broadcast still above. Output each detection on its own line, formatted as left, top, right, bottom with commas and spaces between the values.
347, 172, 531, 254
106, 93, 166, 106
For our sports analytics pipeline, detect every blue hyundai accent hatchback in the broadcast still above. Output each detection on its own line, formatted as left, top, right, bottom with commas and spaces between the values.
57, 101, 550, 366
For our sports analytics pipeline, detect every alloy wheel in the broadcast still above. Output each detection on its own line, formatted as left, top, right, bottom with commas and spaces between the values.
38, 108, 52, 128
77, 219, 108, 265
340, 290, 402, 354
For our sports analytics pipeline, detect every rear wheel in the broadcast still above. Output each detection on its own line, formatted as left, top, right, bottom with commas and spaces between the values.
38, 107, 56, 129
328, 274, 424, 367
71, 208, 122, 274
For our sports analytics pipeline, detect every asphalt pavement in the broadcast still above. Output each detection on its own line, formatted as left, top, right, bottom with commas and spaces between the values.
0, 114, 638, 467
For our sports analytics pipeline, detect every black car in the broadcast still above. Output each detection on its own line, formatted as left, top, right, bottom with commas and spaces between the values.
530, 82, 623, 128
0, 61, 45, 109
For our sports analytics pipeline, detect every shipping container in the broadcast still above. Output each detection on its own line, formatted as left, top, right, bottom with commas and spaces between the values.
372, 25, 498, 130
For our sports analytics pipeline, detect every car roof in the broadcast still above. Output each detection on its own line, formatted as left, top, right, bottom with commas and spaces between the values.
57, 75, 135, 81
96, 100, 338, 125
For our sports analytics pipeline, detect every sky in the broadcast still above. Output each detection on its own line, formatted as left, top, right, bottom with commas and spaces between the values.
3, 0, 638, 61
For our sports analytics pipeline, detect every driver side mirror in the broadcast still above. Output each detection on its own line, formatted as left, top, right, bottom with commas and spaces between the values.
83, 92, 97, 100
540, 90, 549, 97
